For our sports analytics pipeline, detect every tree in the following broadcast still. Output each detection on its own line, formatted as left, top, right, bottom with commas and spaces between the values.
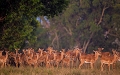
0, 0, 69, 50
49, 0, 120, 52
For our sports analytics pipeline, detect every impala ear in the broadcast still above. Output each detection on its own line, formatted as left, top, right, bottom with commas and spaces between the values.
114, 51, 118, 55
44, 51, 47, 53
93, 50, 97, 53
93, 50, 95, 52
102, 48, 104, 50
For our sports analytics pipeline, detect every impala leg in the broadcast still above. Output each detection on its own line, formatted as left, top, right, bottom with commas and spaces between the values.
108, 64, 110, 71
90, 63, 93, 69
71, 60, 74, 68
4, 62, 7, 67
112, 63, 115, 69
46, 61, 50, 68
61, 61, 64, 68
101, 63, 104, 71
57, 60, 60, 67
79, 60, 84, 69
56, 62, 59, 68
1, 62, 4, 68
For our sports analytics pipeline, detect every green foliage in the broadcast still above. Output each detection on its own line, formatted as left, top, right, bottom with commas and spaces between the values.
48, 0, 120, 52
80, 0, 91, 8
0, 0, 69, 50
1, 0, 120, 52
33, 26, 50, 49
92, 0, 100, 7
89, 21, 99, 32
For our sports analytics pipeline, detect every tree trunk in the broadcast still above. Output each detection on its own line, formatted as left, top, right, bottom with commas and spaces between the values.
51, 29, 59, 49
55, 30, 59, 49
83, 6, 109, 53
83, 32, 94, 53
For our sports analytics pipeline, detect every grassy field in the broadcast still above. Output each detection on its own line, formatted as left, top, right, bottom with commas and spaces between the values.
0, 61, 120, 75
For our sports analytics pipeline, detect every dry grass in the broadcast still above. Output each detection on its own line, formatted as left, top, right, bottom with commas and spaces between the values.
0, 61, 120, 75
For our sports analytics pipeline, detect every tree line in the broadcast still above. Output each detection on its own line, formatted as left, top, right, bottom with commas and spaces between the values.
0, 0, 120, 53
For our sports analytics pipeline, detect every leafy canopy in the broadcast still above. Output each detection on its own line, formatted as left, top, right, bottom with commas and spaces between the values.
0, 0, 69, 50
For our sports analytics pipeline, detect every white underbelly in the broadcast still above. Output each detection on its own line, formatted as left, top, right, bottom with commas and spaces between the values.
118, 59, 120, 61
85, 61, 91, 63
103, 61, 113, 64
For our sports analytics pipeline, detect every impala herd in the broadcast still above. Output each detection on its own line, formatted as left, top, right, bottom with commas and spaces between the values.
0, 47, 120, 71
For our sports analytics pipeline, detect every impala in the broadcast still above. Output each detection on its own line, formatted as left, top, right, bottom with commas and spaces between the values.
61, 54, 71, 68
37, 49, 47, 67
98, 48, 111, 57
100, 49, 118, 71
114, 51, 120, 62
26, 53, 39, 67
72, 48, 81, 67
79, 50, 101, 69
45, 47, 56, 68
0, 51, 9, 68
14, 53, 22, 67
64, 49, 76, 68
53, 49, 65, 68
46, 52, 55, 68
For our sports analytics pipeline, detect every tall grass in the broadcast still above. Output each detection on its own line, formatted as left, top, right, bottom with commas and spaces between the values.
0, 62, 120, 75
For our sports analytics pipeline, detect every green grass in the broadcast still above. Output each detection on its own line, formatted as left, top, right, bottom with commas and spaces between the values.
0, 62, 120, 75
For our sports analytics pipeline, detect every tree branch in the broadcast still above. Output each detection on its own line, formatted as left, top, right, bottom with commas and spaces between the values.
108, 33, 120, 38
64, 27, 72, 36
97, 6, 109, 25
76, 17, 79, 27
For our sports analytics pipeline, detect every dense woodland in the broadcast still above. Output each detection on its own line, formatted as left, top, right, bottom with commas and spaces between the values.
0, 0, 120, 53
